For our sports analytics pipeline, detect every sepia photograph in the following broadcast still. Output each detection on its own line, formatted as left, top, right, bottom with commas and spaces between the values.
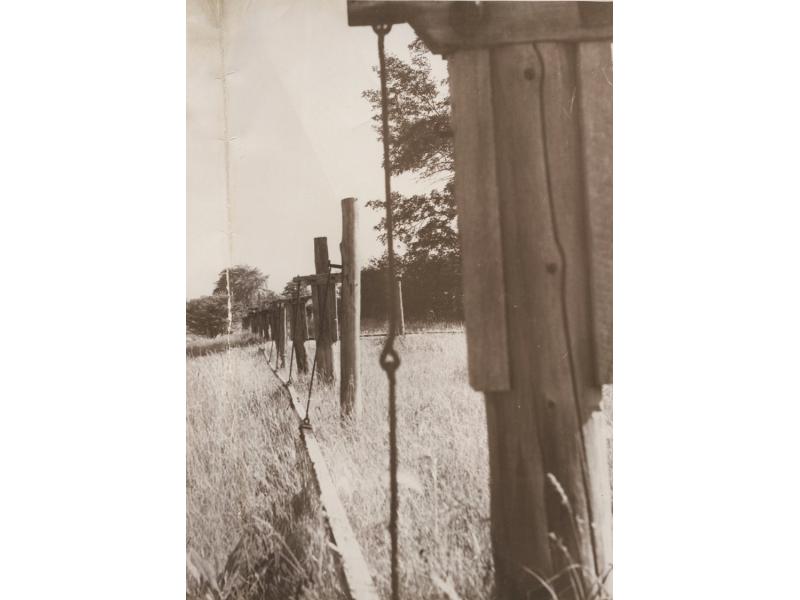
186, 1, 611, 598
6, 2, 800, 600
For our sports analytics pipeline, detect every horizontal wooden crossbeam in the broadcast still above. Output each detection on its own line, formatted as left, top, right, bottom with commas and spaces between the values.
347, 1, 612, 55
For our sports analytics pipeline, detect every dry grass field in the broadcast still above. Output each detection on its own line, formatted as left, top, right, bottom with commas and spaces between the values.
187, 329, 492, 599
187, 329, 612, 599
293, 333, 493, 599
186, 345, 348, 599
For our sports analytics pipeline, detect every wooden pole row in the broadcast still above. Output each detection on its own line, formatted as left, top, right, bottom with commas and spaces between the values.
247, 198, 366, 420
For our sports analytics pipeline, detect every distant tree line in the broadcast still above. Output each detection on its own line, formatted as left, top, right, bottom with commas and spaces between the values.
186, 265, 275, 337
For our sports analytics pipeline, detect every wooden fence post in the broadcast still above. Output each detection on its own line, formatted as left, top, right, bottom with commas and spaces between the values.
393, 275, 405, 335
340, 197, 361, 418
289, 297, 309, 374
275, 302, 287, 368
347, 4, 613, 599
312, 237, 336, 383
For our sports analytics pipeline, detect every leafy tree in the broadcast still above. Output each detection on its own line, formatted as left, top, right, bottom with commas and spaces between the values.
213, 265, 274, 322
363, 38, 453, 179
281, 279, 310, 299
213, 265, 268, 304
362, 38, 461, 321
186, 295, 229, 337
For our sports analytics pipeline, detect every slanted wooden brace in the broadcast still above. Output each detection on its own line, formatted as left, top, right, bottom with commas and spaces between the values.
349, 3, 612, 599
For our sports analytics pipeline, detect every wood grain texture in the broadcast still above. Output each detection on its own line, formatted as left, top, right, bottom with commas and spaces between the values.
537, 41, 611, 581
448, 49, 510, 392
486, 43, 585, 597
467, 42, 611, 598
339, 198, 361, 418
577, 41, 613, 385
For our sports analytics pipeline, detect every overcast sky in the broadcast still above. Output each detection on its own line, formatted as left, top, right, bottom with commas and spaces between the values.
187, 0, 448, 298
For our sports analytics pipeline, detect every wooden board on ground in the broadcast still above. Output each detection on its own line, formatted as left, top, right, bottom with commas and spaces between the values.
263, 357, 380, 600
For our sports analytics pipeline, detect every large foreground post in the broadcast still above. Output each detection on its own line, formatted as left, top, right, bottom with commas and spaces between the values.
348, 3, 613, 599
340, 198, 361, 418
312, 237, 336, 383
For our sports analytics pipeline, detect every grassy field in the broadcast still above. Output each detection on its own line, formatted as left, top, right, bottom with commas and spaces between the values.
186, 346, 348, 599
187, 329, 492, 599
186, 332, 260, 358
291, 333, 493, 599
187, 328, 612, 599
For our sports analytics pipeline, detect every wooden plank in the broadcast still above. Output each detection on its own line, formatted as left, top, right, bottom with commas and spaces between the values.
347, 1, 612, 54
448, 48, 510, 392
537, 40, 612, 584
577, 41, 613, 385
263, 359, 380, 600
475, 42, 609, 597
339, 198, 362, 418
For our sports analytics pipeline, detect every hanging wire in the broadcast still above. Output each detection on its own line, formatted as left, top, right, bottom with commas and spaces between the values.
302, 263, 334, 428
373, 22, 401, 600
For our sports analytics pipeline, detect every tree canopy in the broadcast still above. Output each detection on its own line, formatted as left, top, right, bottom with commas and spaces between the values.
186, 265, 277, 338
362, 38, 461, 321
213, 265, 269, 306
186, 295, 229, 338
363, 38, 453, 180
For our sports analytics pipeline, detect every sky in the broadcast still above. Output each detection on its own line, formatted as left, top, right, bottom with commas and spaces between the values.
187, 0, 448, 298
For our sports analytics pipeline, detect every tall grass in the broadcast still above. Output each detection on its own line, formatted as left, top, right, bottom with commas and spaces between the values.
188, 332, 612, 599
286, 333, 494, 599
360, 318, 465, 335
186, 332, 260, 358
186, 348, 347, 599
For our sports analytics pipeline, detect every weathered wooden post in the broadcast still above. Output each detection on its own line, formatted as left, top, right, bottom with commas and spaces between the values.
275, 302, 287, 368
349, 3, 613, 599
393, 275, 405, 335
312, 237, 337, 383
289, 294, 309, 374
340, 197, 361, 418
